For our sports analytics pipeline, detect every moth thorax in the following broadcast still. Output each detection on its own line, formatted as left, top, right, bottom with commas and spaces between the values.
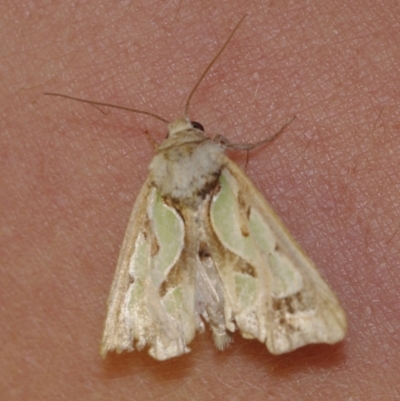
150, 138, 225, 208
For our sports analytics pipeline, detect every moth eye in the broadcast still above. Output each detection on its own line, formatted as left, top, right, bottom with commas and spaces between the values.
191, 121, 205, 131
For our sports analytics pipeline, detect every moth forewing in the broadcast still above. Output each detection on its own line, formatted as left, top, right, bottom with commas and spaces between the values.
101, 173, 202, 361
207, 160, 347, 354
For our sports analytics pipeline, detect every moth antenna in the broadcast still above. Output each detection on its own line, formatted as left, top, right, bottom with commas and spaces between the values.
45, 16, 247, 124
43, 92, 169, 124
184, 15, 247, 118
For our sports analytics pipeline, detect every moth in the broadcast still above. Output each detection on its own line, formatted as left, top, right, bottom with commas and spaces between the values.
46, 17, 347, 361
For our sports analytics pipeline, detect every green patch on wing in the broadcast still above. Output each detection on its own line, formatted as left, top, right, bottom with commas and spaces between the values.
150, 190, 184, 287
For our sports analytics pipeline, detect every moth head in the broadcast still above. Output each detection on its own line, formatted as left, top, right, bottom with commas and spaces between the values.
167, 118, 205, 138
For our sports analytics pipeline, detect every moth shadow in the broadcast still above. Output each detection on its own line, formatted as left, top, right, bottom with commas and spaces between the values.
99, 338, 205, 380
99, 332, 347, 381
232, 335, 347, 377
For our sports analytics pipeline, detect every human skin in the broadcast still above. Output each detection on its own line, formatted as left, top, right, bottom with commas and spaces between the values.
1, 1, 400, 400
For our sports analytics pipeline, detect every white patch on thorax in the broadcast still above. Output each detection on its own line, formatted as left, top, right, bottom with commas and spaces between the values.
150, 119, 225, 207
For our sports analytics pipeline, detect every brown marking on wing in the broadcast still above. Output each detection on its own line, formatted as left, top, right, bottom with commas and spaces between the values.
237, 189, 251, 237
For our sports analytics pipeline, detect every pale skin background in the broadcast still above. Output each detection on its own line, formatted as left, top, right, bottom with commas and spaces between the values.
1, 0, 400, 400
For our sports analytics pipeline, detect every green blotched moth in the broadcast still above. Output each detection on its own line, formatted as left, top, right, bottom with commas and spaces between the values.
46, 16, 346, 361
